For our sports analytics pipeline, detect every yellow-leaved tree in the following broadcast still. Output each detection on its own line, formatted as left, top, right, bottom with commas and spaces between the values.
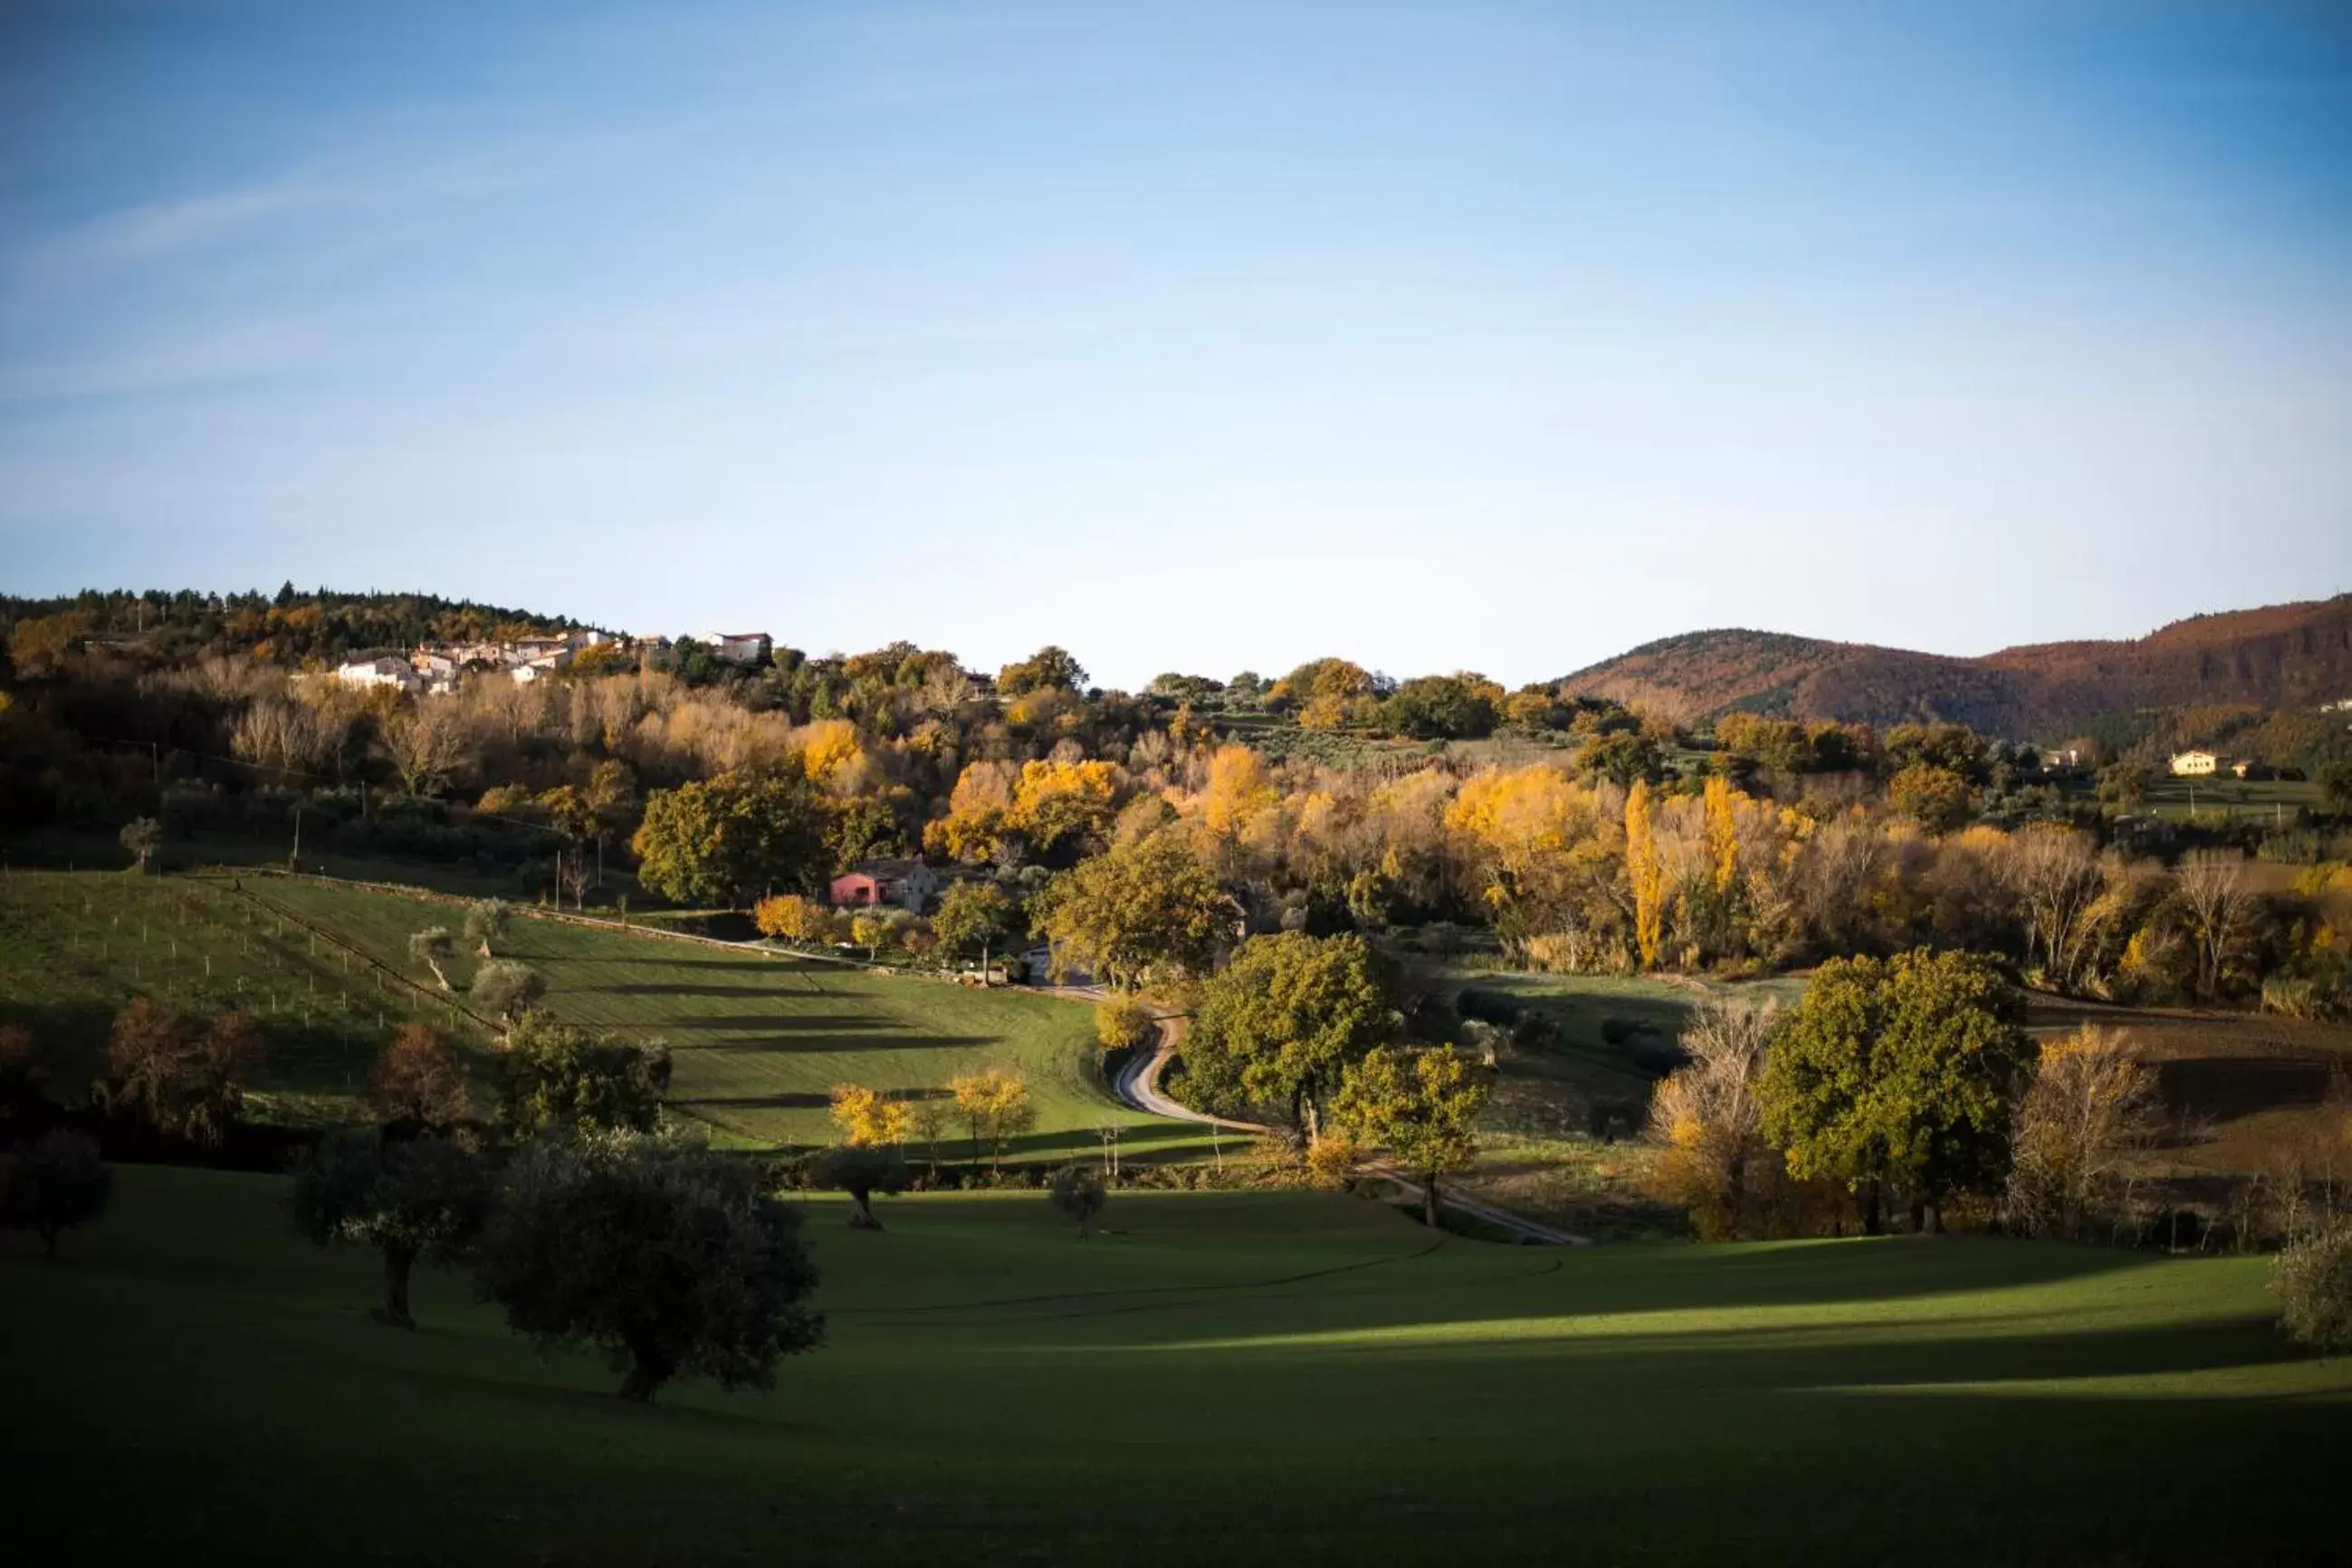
830, 1084, 913, 1148
1626, 780, 1663, 969
1703, 775, 1740, 894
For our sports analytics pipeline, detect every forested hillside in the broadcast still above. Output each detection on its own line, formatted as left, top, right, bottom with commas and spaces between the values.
1561, 596, 2352, 737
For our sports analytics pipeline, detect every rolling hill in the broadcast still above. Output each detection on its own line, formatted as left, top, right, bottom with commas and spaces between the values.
1558, 595, 2352, 737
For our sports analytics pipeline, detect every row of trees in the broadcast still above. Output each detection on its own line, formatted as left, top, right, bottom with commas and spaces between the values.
1646, 951, 2173, 1241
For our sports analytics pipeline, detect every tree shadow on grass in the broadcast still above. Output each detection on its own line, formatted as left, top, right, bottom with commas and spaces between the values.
585, 982, 798, 999
675, 1033, 1000, 1054
673, 1091, 834, 1112
664, 1013, 887, 1032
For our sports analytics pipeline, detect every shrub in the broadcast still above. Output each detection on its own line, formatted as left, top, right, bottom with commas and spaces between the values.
2, 1130, 113, 1257
1305, 1131, 1363, 1190
2271, 1227, 2352, 1353
1456, 988, 1522, 1026
1048, 1162, 1107, 1237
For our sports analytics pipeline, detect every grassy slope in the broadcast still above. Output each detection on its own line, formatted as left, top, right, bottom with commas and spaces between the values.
5, 1166, 2345, 1566
0, 870, 1198, 1160
246, 877, 1198, 1160
0, 870, 491, 1123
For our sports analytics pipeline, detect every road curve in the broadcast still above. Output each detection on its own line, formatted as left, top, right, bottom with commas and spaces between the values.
1109, 1014, 1588, 1247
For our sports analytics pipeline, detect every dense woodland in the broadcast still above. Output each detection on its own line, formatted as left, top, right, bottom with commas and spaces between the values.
3, 588, 2349, 1027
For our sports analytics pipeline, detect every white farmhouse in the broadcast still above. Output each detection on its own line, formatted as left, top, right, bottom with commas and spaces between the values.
335, 656, 419, 693
2168, 750, 2220, 777
695, 631, 772, 666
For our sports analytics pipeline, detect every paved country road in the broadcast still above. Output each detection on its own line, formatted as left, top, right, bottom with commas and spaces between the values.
1110, 1014, 1588, 1247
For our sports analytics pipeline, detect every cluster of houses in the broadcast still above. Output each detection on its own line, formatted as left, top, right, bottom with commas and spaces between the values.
332, 626, 775, 696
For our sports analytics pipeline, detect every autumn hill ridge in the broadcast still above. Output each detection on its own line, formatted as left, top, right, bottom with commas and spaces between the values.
1555, 594, 2352, 739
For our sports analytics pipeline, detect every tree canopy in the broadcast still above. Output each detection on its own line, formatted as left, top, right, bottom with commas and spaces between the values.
1333, 1044, 1488, 1228
289, 1129, 491, 1327
1031, 831, 1230, 990
475, 1132, 824, 1401
1181, 932, 1401, 1140
1757, 950, 2032, 1232
631, 770, 829, 908
498, 1012, 672, 1143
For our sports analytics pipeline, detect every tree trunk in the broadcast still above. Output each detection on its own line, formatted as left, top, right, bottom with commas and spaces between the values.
846, 1190, 883, 1230
40, 1222, 60, 1257
375, 1242, 417, 1328
617, 1338, 675, 1403
1860, 1180, 1885, 1236
1422, 1172, 1440, 1230
425, 959, 451, 990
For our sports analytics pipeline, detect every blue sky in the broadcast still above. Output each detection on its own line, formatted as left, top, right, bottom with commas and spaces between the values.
3, 1, 2347, 687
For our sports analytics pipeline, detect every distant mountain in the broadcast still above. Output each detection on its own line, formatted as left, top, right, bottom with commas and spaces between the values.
1557, 596, 2352, 738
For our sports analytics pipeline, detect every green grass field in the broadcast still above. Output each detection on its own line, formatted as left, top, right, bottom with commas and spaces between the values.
249, 876, 1206, 1159
0, 868, 1203, 1161
5, 1166, 2343, 1565
2137, 774, 2323, 827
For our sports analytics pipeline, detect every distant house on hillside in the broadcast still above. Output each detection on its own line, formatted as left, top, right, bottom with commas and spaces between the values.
335, 655, 418, 693
828, 857, 942, 914
2168, 750, 2220, 777
509, 654, 569, 684
697, 632, 772, 666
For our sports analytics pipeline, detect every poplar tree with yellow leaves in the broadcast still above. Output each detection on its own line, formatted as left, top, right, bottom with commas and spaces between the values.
1625, 781, 1664, 969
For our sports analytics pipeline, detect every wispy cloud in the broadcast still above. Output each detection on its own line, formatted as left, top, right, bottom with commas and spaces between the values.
0, 319, 323, 405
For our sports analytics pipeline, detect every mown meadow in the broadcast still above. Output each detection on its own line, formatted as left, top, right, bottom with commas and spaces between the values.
4, 1165, 2344, 1566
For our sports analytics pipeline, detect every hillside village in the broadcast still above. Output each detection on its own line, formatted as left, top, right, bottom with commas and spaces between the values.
333, 628, 772, 695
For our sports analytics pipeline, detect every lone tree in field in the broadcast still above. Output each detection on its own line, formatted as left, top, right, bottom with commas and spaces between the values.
498, 1011, 671, 1143
288, 1129, 491, 1328
475, 1132, 824, 1402
464, 900, 510, 959
1183, 932, 1400, 1144
409, 926, 459, 990
366, 1024, 472, 1133
92, 999, 264, 1147
470, 961, 546, 1028
815, 1143, 907, 1230
932, 880, 1016, 982
1334, 1045, 1488, 1229
1048, 1162, 1107, 1238
120, 816, 162, 874
631, 771, 828, 909
1757, 950, 2032, 1234
2, 1130, 114, 1257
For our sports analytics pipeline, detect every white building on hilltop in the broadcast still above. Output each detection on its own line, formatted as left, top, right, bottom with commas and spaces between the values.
2168, 750, 2220, 777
